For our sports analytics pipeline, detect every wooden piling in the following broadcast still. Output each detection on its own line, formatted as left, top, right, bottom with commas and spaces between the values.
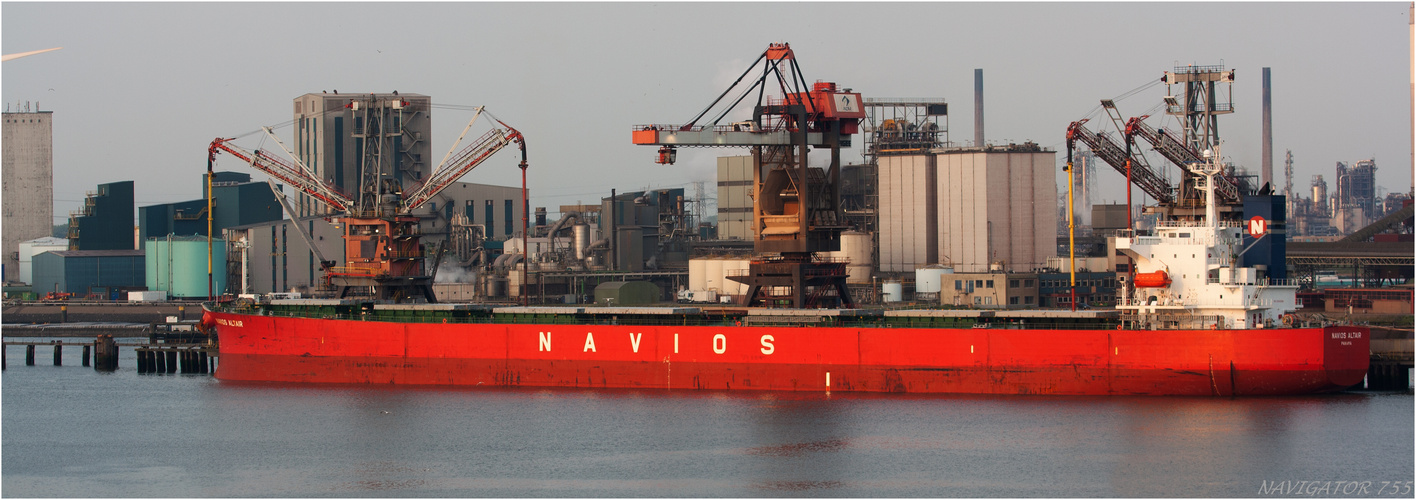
199, 351, 209, 374
26, 345, 35, 365
165, 350, 177, 374
53, 344, 62, 366
83, 345, 91, 367
94, 335, 118, 371
137, 349, 147, 373
154, 349, 166, 373
2, 345, 6, 370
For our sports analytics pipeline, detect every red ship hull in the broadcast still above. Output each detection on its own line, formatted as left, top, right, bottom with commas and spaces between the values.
205, 310, 1369, 396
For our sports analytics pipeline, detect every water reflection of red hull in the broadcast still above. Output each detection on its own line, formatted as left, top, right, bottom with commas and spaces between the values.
206, 310, 1368, 396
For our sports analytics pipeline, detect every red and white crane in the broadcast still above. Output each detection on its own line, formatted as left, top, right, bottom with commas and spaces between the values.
208, 99, 526, 302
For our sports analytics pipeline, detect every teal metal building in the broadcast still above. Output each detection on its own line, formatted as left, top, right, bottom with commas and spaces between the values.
139, 172, 281, 241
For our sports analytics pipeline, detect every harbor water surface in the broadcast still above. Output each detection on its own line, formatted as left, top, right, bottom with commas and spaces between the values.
2, 343, 1412, 497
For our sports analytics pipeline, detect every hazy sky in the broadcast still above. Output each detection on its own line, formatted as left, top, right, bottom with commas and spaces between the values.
3, 2, 1412, 224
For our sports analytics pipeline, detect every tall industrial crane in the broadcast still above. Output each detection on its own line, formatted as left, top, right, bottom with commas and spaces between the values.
1067, 65, 1252, 224
632, 43, 861, 308
209, 97, 526, 302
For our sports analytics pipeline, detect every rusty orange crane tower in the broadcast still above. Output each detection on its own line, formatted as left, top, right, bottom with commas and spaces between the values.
633, 43, 862, 308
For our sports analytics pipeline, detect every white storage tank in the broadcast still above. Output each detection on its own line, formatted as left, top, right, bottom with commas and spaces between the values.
841, 231, 873, 284
689, 258, 709, 292
914, 265, 954, 294
882, 280, 904, 302
704, 258, 725, 292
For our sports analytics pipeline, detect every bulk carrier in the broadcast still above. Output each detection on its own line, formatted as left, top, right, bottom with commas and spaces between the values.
201, 45, 1369, 396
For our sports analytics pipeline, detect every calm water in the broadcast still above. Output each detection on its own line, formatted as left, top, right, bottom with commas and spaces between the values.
2, 343, 1412, 498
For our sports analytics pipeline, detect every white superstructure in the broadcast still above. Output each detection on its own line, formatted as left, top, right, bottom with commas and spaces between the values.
1114, 148, 1298, 329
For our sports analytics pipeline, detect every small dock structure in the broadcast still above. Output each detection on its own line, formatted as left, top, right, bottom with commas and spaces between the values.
2, 320, 217, 374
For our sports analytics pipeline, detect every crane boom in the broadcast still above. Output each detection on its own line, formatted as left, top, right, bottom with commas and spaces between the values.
208, 138, 353, 213
1066, 120, 1174, 205
402, 121, 524, 212
263, 180, 336, 269
1124, 116, 1242, 205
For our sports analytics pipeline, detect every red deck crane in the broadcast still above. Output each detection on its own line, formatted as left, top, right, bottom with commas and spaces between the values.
209, 99, 526, 302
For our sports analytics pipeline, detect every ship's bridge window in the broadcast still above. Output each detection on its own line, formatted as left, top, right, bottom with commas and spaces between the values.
1179, 233, 1190, 238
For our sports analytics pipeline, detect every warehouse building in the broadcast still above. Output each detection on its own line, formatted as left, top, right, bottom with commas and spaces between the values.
31, 249, 145, 298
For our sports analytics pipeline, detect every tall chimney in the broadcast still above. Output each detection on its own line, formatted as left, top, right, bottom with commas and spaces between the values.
1262, 67, 1273, 188
974, 69, 984, 148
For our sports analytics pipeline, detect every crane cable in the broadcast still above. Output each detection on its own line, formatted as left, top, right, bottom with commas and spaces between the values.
1075, 78, 1163, 123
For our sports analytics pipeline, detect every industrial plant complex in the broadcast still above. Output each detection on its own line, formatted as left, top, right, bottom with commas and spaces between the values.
3, 62, 1411, 317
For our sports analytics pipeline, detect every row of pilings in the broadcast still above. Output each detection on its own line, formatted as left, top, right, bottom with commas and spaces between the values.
135, 348, 212, 374
2, 336, 214, 375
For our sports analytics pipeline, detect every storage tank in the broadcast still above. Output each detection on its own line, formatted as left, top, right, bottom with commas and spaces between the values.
572, 224, 591, 261
145, 236, 227, 298
882, 280, 904, 302
704, 258, 725, 292
688, 258, 709, 292
914, 265, 954, 293
840, 231, 872, 284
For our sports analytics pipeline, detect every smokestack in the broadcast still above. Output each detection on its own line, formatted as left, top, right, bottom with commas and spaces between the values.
1262, 67, 1273, 188
974, 69, 984, 148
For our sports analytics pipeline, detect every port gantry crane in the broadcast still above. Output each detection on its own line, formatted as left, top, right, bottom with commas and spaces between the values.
632, 42, 862, 308
209, 96, 526, 302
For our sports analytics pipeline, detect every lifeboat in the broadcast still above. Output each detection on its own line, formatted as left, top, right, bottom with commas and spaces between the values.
1132, 270, 1172, 288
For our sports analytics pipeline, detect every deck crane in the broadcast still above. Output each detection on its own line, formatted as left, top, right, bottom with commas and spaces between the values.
1065, 118, 1174, 206
209, 98, 526, 302
1123, 115, 1242, 206
632, 42, 861, 308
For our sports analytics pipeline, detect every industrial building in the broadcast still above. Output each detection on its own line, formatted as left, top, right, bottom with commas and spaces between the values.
139, 171, 282, 241
31, 249, 145, 298
68, 181, 135, 251
1280, 157, 1409, 240
289, 91, 433, 218
223, 215, 345, 295
2, 107, 54, 281
715, 156, 753, 241
879, 143, 1058, 274
16, 237, 67, 285
937, 272, 1040, 309
1333, 159, 1378, 234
